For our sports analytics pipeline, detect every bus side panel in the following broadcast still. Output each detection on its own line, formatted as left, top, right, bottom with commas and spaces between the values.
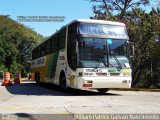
47, 52, 59, 83
53, 50, 67, 85
31, 52, 60, 83
31, 56, 50, 82
40, 56, 49, 82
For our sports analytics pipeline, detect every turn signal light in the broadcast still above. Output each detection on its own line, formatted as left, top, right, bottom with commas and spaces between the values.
83, 84, 92, 87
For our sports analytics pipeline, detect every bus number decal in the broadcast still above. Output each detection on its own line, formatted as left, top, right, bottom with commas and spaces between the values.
86, 69, 102, 73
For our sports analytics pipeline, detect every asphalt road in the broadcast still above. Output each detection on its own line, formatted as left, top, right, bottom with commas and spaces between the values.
0, 80, 160, 120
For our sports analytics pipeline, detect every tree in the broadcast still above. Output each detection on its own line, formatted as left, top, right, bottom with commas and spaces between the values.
89, 0, 150, 19
123, 8, 159, 87
88, 1, 160, 88
0, 15, 43, 77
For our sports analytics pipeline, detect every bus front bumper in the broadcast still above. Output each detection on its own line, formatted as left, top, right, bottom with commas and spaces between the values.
76, 76, 132, 90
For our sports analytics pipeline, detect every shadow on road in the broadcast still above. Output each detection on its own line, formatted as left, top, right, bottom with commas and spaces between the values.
14, 113, 75, 120
4, 81, 121, 96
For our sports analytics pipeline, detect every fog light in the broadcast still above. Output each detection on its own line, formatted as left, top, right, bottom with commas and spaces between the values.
122, 80, 130, 83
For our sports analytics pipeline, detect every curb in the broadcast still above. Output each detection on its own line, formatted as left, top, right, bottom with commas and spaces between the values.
111, 88, 160, 92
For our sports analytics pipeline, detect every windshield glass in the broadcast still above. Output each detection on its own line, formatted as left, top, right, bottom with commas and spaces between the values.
78, 38, 130, 68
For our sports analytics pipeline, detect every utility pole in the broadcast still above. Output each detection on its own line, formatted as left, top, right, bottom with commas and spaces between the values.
158, 0, 160, 10
151, 61, 153, 78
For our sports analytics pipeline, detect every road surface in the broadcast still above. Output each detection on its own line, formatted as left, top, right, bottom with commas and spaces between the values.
0, 80, 160, 120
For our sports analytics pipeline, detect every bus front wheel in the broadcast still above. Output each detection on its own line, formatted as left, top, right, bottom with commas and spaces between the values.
97, 88, 109, 93
60, 75, 67, 91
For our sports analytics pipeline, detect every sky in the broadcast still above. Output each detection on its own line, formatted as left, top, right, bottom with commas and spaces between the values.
0, 0, 93, 37
0, 0, 159, 37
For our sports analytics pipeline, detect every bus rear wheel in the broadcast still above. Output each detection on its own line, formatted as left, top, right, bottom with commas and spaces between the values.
35, 72, 40, 84
97, 88, 109, 93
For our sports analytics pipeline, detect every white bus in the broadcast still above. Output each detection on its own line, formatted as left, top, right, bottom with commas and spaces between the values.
31, 19, 133, 93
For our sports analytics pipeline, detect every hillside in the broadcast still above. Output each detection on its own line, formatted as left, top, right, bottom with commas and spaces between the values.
0, 15, 43, 77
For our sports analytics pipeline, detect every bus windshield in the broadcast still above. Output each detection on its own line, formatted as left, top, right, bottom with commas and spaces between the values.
78, 38, 130, 68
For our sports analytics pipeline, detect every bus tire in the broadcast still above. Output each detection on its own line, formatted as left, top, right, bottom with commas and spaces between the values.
60, 74, 67, 91
35, 72, 40, 84
35, 72, 37, 81
97, 88, 109, 93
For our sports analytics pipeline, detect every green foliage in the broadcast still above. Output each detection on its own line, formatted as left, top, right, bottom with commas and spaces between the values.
0, 64, 7, 72
89, 0, 150, 19
89, 1, 160, 88
0, 15, 43, 77
125, 8, 160, 87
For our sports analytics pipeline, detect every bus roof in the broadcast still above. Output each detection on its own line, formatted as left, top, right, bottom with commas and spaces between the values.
48, 19, 126, 40
69, 19, 126, 26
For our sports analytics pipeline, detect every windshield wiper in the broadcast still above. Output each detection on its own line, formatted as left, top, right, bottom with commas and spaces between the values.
112, 55, 122, 69
95, 58, 108, 68
95, 58, 115, 68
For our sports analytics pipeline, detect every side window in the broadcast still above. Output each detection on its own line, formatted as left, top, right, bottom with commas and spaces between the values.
41, 44, 44, 56
32, 49, 35, 60
55, 28, 66, 52
46, 39, 51, 54
53, 38, 56, 52
50, 36, 55, 52
38, 46, 41, 57
54, 35, 59, 52
59, 28, 66, 50
35, 48, 38, 59
56, 34, 60, 51
50, 35, 58, 52
32, 27, 67, 59
41, 43, 46, 57
67, 23, 77, 71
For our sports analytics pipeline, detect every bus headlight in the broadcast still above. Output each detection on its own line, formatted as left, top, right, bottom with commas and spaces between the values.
122, 80, 131, 83
123, 73, 131, 76
83, 80, 92, 83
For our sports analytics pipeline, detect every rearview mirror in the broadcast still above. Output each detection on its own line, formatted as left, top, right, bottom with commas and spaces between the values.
128, 42, 134, 58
